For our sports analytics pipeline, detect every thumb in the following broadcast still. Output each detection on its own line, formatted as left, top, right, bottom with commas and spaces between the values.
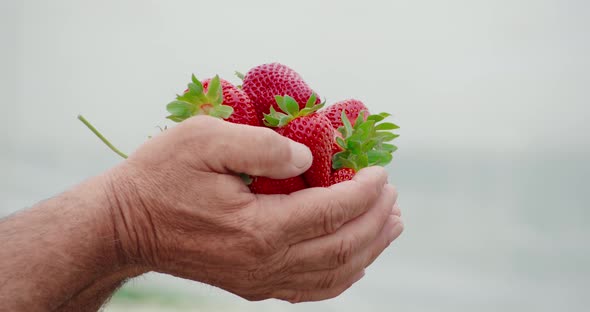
188, 116, 313, 179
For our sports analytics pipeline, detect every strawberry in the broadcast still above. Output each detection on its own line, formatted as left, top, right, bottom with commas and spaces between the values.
202, 78, 259, 126
167, 75, 259, 126
322, 99, 369, 130
249, 176, 307, 194
242, 63, 321, 122
331, 168, 356, 184
264, 94, 333, 187
331, 111, 400, 184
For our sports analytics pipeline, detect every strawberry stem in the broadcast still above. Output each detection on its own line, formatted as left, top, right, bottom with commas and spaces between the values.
77, 115, 128, 159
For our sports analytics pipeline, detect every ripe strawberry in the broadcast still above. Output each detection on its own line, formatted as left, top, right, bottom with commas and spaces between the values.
331, 111, 400, 185
322, 99, 369, 130
202, 78, 259, 126
167, 75, 259, 126
331, 168, 356, 184
264, 94, 333, 187
242, 63, 321, 122
249, 176, 307, 194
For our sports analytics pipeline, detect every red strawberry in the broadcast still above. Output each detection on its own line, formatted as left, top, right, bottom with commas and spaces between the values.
202, 78, 259, 126
167, 75, 259, 126
331, 168, 356, 184
265, 94, 333, 187
249, 176, 307, 194
322, 99, 369, 130
242, 63, 321, 122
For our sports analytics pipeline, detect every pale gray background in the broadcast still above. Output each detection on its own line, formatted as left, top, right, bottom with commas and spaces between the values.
1, 0, 588, 311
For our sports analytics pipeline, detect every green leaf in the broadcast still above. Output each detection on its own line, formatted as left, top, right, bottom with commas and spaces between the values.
166, 101, 192, 117
362, 139, 377, 152
278, 115, 292, 127
367, 112, 390, 122
188, 82, 203, 95
300, 108, 313, 115
305, 93, 317, 108
235, 71, 245, 80
191, 74, 203, 88
354, 111, 366, 127
215, 105, 234, 119
358, 153, 369, 168
275, 96, 289, 114
349, 139, 362, 154
381, 143, 398, 152
367, 150, 393, 166
285, 96, 300, 115
264, 114, 280, 127
357, 120, 375, 135
206, 75, 222, 104
376, 132, 399, 142
367, 115, 384, 122
341, 111, 353, 136
336, 137, 346, 149
340, 158, 357, 170
375, 122, 399, 130
166, 115, 186, 123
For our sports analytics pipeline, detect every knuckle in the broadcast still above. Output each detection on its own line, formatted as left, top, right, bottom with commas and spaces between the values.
322, 199, 345, 234
363, 179, 381, 201
261, 130, 289, 157
248, 128, 289, 170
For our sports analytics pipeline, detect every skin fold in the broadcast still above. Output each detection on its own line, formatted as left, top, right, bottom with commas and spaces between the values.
0, 116, 403, 311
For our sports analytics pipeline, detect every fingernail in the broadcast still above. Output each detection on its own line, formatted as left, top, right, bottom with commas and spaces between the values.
289, 140, 313, 169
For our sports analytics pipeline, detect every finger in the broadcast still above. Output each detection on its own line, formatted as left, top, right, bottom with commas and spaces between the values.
365, 215, 404, 268
257, 167, 389, 245
284, 184, 397, 272
272, 270, 365, 303
284, 214, 402, 291
182, 116, 312, 179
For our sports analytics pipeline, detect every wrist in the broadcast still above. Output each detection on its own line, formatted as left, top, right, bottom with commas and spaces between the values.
101, 162, 161, 271
68, 171, 138, 275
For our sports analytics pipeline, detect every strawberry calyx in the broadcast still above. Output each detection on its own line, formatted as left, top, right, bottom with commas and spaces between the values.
166, 75, 234, 122
263, 93, 324, 127
332, 111, 399, 171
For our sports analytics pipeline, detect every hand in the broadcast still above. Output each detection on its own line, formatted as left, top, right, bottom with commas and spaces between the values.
104, 116, 403, 303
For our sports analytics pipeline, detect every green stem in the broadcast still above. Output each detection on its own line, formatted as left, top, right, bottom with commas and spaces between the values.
77, 115, 128, 159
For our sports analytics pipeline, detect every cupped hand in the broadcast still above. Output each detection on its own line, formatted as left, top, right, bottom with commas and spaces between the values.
104, 116, 403, 303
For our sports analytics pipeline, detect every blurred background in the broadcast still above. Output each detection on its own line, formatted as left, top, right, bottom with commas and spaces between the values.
1, 0, 588, 311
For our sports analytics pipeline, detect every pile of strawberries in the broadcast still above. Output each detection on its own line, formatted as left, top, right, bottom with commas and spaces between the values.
166, 63, 399, 194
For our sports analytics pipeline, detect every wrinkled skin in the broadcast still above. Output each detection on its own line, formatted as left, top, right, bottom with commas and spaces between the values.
106, 115, 404, 302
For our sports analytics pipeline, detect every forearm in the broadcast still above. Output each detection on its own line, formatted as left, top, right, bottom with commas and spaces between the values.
56, 265, 145, 312
0, 174, 137, 311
